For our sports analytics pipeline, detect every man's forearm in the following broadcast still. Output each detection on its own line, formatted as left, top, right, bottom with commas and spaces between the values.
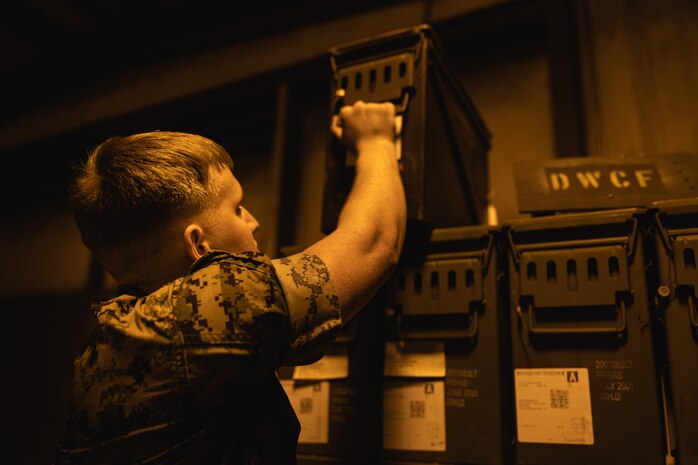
339, 138, 406, 266
306, 137, 406, 323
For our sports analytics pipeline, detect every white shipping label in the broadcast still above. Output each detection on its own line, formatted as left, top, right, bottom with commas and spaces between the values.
293, 346, 349, 380
280, 380, 330, 444
384, 341, 446, 377
383, 381, 447, 451
515, 368, 594, 445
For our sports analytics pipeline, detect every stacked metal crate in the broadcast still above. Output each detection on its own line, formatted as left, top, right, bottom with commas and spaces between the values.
287, 22, 698, 465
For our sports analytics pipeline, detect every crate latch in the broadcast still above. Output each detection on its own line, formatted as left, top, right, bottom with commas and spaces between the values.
388, 257, 483, 340
519, 245, 631, 334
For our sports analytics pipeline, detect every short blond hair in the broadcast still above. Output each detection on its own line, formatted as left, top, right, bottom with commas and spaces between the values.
71, 131, 233, 258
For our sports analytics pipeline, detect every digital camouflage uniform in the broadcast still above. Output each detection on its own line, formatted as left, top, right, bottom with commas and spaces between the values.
56, 250, 341, 465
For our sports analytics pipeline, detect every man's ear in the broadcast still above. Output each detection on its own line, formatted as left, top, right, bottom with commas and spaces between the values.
183, 224, 211, 261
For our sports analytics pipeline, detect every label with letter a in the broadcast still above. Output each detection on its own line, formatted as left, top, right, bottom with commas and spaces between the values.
515, 368, 594, 445
280, 380, 330, 444
383, 381, 447, 451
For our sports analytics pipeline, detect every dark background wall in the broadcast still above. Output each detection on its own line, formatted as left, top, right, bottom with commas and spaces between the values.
1, 1, 696, 463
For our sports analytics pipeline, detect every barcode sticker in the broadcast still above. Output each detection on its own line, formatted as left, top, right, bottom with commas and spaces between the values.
383, 381, 446, 451
410, 400, 426, 418
515, 368, 594, 445
550, 389, 569, 409
280, 380, 330, 444
300, 397, 314, 414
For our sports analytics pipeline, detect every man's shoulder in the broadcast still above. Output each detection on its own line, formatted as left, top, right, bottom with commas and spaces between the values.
173, 251, 289, 340
90, 251, 285, 342
179, 250, 279, 298
180, 250, 279, 299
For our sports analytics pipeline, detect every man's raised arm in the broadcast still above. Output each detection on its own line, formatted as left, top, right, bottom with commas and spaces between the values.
304, 101, 407, 324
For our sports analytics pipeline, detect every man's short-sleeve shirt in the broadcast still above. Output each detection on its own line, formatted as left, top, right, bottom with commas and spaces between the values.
57, 251, 341, 464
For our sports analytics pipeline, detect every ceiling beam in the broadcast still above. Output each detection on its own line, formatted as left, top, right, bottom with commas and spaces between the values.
0, 0, 508, 151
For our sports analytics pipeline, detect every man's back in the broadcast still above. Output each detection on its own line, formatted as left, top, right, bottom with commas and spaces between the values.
57, 251, 340, 464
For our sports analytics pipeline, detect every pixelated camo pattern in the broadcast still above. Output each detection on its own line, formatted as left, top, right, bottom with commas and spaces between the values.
272, 253, 342, 365
60, 250, 340, 462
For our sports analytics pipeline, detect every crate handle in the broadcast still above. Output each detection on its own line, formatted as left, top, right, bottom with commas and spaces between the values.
395, 308, 479, 340
332, 84, 412, 114
394, 89, 411, 115
332, 88, 410, 164
525, 299, 627, 335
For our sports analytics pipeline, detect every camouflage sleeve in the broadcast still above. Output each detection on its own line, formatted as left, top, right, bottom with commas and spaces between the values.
272, 253, 342, 366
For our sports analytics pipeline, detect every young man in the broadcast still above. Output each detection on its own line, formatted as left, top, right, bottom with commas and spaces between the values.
56, 101, 406, 464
